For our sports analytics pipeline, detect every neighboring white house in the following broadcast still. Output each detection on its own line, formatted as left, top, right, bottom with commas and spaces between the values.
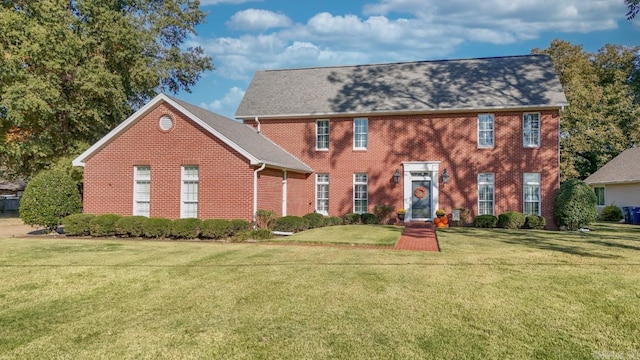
584, 147, 640, 213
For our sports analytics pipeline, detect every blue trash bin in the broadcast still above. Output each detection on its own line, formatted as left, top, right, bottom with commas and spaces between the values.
633, 207, 640, 225
622, 207, 632, 224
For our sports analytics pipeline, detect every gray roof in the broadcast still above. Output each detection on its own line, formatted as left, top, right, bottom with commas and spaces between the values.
166, 96, 312, 173
236, 55, 568, 119
0, 178, 26, 191
584, 147, 640, 185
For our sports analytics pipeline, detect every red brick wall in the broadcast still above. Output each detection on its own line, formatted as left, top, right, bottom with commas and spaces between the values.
83, 102, 255, 220
257, 168, 283, 216
249, 110, 560, 226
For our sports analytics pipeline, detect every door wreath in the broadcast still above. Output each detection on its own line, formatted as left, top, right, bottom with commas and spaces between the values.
414, 186, 428, 199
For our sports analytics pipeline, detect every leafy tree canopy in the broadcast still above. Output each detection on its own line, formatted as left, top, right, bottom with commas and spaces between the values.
533, 40, 640, 181
0, 0, 213, 179
627, 0, 639, 19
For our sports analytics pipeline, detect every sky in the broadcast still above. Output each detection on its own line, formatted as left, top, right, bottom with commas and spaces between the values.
178, 0, 639, 119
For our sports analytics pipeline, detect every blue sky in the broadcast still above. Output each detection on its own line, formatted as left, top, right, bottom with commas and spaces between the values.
178, 0, 639, 119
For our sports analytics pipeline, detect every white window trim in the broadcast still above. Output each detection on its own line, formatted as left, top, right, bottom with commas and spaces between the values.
353, 173, 368, 214
315, 174, 329, 215
477, 114, 495, 149
477, 173, 495, 216
523, 173, 541, 216
133, 166, 151, 217
523, 112, 541, 148
181, 165, 199, 218
353, 118, 368, 150
316, 119, 329, 151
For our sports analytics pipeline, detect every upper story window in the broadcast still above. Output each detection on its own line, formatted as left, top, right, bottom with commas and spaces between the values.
133, 166, 151, 217
353, 118, 368, 150
594, 187, 605, 206
523, 173, 541, 215
478, 114, 494, 148
523, 113, 540, 147
478, 173, 494, 215
316, 119, 329, 150
181, 166, 199, 218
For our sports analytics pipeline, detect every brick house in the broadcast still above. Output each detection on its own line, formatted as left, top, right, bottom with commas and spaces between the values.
235, 55, 567, 225
75, 54, 567, 227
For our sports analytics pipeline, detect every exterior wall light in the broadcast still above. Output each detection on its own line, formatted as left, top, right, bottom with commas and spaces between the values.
442, 169, 450, 184
393, 169, 401, 184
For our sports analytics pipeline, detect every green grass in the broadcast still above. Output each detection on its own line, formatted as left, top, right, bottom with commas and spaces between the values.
273, 224, 402, 246
1, 222, 639, 359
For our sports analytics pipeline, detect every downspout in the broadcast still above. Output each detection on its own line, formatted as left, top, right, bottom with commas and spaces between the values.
253, 163, 266, 228
254, 116, 261, 133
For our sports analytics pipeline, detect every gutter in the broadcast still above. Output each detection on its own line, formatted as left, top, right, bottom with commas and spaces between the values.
253, 163, 266, 228
254, 116, 261, 133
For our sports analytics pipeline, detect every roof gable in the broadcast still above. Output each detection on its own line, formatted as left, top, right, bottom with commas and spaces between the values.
72, 94, 312, 173
236, 55, 568, 119
584, 147, 640, 185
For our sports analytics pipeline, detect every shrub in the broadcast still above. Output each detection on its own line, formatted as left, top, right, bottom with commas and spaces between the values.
171, 218, 202, 239
343, 213, 361, 224
326, 216, 343, 226
142, 217, 172, 238
89, 214, 122, 237
61, 213, 95, 236
600, 205, 623, 222
553, 179, 597, 230
450, 207, 472, 227
230, 219, 251, 234
200, 219, 232, 239
303, 212, 326, 228
19, 169, 82, 232
256, 209, 277, 229
497, 211, 526, 229
524, 215, 546, 230
115, 216, 147, 237
474, 214, 498, 228
361, 213, 377, 224
273, 216, 309, 233
373, 204, 394, 224
251, 229, 274, 240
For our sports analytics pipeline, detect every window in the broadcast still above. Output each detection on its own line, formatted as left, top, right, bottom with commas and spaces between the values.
478, 114, 494, 148
353, 118, 368, 150
316, 174, 329, 215
523, 173, 541, 215
478, 173, 494, 215
594, 187, 605, 206
353, 173, 368, 214
523, 113, 540, 147
316, 120, 329, 150
133, 166, 151, 217
181, 166, 199, 218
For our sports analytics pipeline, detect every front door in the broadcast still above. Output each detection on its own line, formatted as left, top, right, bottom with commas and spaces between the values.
411, 179, 432, 220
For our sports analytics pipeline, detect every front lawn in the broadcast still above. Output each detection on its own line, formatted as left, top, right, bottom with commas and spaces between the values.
0, 223, 639, 359
274, 224, 402, 246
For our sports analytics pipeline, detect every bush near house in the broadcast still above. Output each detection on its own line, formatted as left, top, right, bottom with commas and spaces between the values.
361, 213, 378, 225
343, 213, 361, 224
115, 216, 147, 237
171, 218, 202, 239
89, 214, 122, 237
256, 209, 277, 229
524, 215, 546, 230
373, 205, 394, 224
497, 211, 526, 229
230, 219, 251, 233
599, 205, 623, 222
326, 216, 343, 226
474, 215, 498, 228
553, 179, 597, 230
200, 219, 232, 239
61, 213, 95, 236
303, 212, 326, 228
142, 218, 172, 238
19, 169, 82, 232
273, 216, 310, 233
450, 207, 472, 227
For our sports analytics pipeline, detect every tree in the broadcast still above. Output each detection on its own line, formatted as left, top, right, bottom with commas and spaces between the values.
19, 169, 82, 232
0, 1, 213, 178
627, 0, 639, 19
553, 179, 597, 230
533, 40, 640, 181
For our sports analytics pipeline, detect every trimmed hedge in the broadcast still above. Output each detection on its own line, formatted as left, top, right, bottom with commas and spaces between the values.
171, 218, 201, 239
600, 205, 623, 222
273, 216, 309, 233
115, 216, 147, 237
343, 213, 361, 224
89, 214, 122, 237
497, 211, 526, 229
361, 213, 377, 225
524, 215, 546, 230
200, 219, 232, 239
474, 214, 498, 228
373, 204, 394, 224
553, 179, 597, 230
62, 213, 95, 236
142, 218, 172, 238
303, 212, 326, 228
326, 216, 343, 226
230, 219, 251, 233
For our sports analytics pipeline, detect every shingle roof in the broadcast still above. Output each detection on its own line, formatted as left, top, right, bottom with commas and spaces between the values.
584, 147, 640, 185
73, 94, 312, 173
236, 54, 567, 119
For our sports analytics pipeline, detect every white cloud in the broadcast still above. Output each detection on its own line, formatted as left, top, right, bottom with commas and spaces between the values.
227, 9, 292, 31
200, 86, 246, 118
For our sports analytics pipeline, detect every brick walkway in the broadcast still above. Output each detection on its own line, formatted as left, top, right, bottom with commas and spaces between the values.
394, 222, 440, 252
